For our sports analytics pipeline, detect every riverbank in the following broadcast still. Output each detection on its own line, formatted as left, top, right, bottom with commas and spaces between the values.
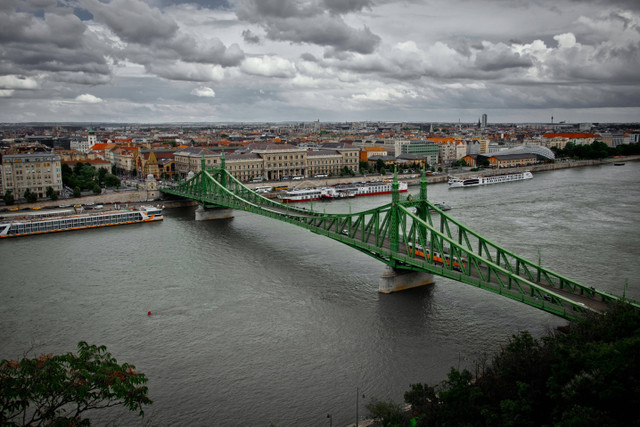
2, 155, 638, 211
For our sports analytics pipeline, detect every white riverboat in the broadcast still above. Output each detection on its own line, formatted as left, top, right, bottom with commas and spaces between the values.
0, 205, 163, 238
278, 180, 408, 203
278, 187, 336, 203
332, 180, 408, 198
448, 171, 533, 188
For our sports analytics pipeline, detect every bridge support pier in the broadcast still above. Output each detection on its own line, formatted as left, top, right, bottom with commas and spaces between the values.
195, 205, 234, 220
379, 266, 434, 293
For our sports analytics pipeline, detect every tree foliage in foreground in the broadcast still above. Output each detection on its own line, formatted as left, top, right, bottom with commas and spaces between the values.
0, 341, 151, 426
367, 302, 640, 426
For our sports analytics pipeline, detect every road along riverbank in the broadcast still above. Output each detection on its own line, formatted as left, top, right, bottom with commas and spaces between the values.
3, 155, 638, 211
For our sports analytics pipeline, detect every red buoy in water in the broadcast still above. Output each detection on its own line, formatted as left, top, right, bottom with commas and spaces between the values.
147, 311, 151, 316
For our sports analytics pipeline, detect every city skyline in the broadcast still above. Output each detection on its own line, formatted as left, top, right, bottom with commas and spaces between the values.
1, 0, 639, 124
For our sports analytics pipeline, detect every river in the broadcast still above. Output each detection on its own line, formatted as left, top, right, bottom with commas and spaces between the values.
1, 162, 638, 426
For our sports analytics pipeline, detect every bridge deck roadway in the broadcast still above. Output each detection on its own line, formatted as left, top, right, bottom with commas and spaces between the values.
223, 196, 608, 314
343, 227, 609, 313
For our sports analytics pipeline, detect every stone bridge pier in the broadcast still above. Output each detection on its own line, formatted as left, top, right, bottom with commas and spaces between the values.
379, 266, 434, 293
195, 205, 234, 220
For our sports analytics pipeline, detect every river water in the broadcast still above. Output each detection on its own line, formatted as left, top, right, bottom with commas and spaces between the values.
1, 163, 638, 426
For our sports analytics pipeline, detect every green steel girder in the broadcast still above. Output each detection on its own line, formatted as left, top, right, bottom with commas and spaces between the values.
160, 165, 638, 321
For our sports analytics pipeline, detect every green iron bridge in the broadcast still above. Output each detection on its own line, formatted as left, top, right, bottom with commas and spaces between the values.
160, 155, 638, 321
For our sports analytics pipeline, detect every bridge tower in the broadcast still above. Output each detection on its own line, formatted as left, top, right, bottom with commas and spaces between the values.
195, 153, 234, 220
379, 168, 434, 293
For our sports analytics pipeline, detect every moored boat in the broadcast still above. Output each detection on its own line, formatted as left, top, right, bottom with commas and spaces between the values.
332, 180, 408, 198
278, 187, 336, 203
448, 171, 533, 188
278, 180, 408, 203
0, 205, 163, 238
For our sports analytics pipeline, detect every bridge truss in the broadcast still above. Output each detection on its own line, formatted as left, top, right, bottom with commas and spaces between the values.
160, 156, 637, 321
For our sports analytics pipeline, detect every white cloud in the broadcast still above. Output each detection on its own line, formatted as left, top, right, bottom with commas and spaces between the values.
75, 93, 103, 103
191, 86, 216, 97
148, 62, 225, 82
241, 56, 296, 78
0, 89, 15, 97
0, 75, 38, 90
554, 33, 577, 49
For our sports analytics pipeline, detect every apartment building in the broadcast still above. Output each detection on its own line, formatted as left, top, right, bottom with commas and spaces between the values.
307, 150, 344, 177
1, 152, 63, 198
246, 143, 307, 180
173, 147, 222, 176
359, 146, 388, 162
400, 141, 439, 165
173, 142, 359, 181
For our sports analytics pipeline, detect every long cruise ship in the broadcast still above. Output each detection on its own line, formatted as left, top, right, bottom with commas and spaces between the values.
0, 205, 163, 238
278, 180, 408, 203
448, 171, 533, 188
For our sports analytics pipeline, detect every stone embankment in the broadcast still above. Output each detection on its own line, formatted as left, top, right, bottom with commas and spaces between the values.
3, 156, 637, 211
1, 188, 193, 211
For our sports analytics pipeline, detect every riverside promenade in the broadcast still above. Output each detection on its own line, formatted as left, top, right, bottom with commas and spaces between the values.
2, 156, 638, 211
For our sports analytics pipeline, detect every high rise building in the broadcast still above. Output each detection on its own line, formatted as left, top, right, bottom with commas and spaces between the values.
481, 113, 488, 128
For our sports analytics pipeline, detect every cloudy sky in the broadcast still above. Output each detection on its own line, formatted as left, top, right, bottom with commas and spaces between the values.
1, 0, 639, 123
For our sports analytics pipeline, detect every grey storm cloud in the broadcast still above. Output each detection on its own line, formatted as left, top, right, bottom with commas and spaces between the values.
0, 7, 110, 80
242, 29, 261, 44
83, 0, 180, 45
263, 18, 380, 54
236, 0, 381, 53
81, 0, 245, 69
474, 46, 533, 72
1, 0, 639, 122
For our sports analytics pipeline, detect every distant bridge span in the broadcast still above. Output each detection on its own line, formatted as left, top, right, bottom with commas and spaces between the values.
160, 155, 638, 321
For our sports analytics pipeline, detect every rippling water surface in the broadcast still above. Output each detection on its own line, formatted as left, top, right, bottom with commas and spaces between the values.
1, 163, 638, 426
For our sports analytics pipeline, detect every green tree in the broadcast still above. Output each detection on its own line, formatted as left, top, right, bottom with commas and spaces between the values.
104, 173, 121, 189
73, 162, 85, 175
61, 163, 73, 176
23, 189, 37, 203
73, 186, 81, 198
340, 166, 355, 177
3, 190, 15, 206
359, 160, 369, 173
404, 383, 439, 426
97, 167, 108, 184
92, 183, 102, 194
0, 341, 151, 426
375, 158, 385, 172
45, 186, 59, 201
366, 399, 409, 427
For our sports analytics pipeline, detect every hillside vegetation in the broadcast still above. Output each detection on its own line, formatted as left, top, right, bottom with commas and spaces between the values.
367, 302, 640, 426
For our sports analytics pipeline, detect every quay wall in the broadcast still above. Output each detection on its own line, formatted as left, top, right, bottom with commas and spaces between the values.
4, 156, 638, 211
3, 189, 195, 211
